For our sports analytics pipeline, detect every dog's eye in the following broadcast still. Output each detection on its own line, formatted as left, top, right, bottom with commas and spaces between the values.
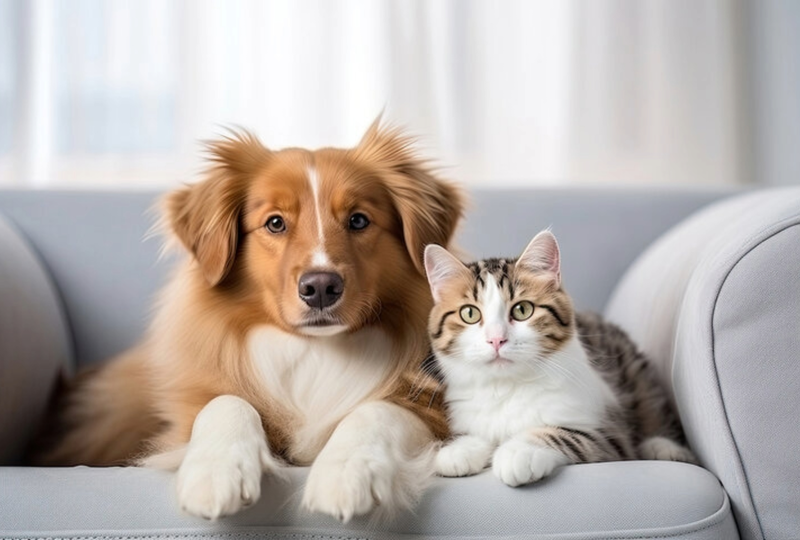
349, 213, 370, 231
265, 215, 286, 234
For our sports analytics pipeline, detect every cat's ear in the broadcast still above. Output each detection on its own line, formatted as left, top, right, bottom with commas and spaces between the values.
424, 244, 469, 303
518, 230, 561, 287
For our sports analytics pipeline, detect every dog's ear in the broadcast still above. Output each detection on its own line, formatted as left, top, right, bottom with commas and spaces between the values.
164, 130, 271, 286
355, 118, 465, 275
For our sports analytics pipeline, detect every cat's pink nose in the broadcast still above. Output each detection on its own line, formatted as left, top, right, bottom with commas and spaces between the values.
488, 337, 507, 352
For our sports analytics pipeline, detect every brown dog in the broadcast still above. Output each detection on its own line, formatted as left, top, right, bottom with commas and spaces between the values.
34, 120, 463, 521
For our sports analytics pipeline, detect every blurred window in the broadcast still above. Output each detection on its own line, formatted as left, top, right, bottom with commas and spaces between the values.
0, 0, 14, 156
2, 1, 792, 188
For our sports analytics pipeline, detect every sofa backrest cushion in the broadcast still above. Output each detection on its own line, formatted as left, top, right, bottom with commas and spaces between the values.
0, 214, 73, 465
0, 191, 172, 369
0, 188, 729, 368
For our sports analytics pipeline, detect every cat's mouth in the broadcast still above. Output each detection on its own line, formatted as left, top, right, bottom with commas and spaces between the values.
489, 356, 513, 366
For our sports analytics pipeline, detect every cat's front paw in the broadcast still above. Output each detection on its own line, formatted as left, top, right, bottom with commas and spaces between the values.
492, 439, 570, 487
639, 436, 697, 464
435, 435, 492, 477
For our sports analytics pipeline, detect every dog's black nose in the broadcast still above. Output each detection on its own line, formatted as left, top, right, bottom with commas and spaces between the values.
298, 272, 344, 309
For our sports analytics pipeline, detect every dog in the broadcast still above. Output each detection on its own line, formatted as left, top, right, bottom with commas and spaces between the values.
32, 119, 463, 522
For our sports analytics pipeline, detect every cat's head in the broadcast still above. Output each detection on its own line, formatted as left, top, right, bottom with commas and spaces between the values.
424, 230, 575, 381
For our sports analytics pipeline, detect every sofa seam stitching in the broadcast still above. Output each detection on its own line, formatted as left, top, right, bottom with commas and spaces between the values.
0, 494, 734, 540
1, 534, 368, 540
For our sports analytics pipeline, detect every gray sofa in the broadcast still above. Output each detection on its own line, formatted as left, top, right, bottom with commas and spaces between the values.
1, 186, 798, 540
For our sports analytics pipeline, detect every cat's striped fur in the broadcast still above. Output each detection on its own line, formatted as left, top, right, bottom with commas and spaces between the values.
424, 231, 694, 486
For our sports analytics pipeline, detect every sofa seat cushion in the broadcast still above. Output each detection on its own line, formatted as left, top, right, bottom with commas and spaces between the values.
0, 461, 736, 539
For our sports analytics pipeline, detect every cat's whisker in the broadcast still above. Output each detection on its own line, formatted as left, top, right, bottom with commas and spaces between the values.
536, 355, 600, 394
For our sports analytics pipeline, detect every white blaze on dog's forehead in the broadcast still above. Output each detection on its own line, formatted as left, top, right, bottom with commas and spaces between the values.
306, 166, 324, 235
306, 166, 329, 260
311, 248, 330, 268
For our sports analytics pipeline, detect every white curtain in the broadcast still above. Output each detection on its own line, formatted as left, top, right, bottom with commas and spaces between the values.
0, 0, 763, 188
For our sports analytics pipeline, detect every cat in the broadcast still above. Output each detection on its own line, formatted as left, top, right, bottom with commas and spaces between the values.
423, 230, 695, 487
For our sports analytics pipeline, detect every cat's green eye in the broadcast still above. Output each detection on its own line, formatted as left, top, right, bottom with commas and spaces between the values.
511, 301, 534, 321
459, 305, 482, 324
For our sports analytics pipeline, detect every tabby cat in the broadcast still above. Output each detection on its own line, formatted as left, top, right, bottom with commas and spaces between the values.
424, 230, 695, 487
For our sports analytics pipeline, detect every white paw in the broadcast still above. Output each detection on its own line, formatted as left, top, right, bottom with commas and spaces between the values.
639, 436, 696, 463
176, 395, 277, 520
435, 436, 492, 477
303, 453, 392, 523
303, 401, 434, 522
177, 436, 271, 519
492, 439, 569, 487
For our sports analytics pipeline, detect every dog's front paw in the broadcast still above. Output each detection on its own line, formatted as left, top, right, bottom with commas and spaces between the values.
435, 435, 492, 477
177, 437, 271, 520
303, 453, 391, 523
175, 395, 277, 520
303, 401, 434, 522
492, 439, 569, 487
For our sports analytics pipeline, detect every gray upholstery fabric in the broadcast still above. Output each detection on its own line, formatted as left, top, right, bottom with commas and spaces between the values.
0, 187, 749, 539
604, 191, 777, 399
0, 188, 733, 368
606, 188, 800, 540
712, 222, 800, 540
0, 462, 736, 539
0, 191, 174, 368
0, 213, 72, 465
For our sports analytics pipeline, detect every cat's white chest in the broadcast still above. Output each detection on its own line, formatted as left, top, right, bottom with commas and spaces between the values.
448, 383, 602, 442
445, 340, 617, 443
247, 325, 393, 463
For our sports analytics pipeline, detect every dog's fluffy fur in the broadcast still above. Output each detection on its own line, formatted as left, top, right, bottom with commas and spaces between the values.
31, 120, 463, 521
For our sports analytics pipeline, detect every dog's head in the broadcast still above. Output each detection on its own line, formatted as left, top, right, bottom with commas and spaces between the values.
165, 120, 463, 337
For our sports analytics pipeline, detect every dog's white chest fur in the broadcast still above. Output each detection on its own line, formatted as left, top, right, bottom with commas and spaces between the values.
247, 325, 394, 464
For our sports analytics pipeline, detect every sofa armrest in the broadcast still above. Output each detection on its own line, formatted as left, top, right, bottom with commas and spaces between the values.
0, 213, 72, 465
605, 188, 800, 540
